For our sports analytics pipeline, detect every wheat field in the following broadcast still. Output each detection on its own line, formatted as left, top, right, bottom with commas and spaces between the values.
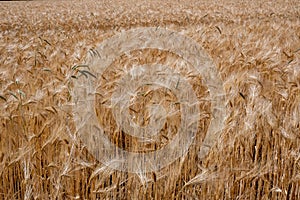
1, 0, 300, 199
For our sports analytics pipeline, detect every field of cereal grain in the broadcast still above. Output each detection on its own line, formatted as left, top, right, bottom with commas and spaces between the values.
1, 0, 300, 199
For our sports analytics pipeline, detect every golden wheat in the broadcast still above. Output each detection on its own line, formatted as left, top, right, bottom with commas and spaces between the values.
0, 0, 300, 199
